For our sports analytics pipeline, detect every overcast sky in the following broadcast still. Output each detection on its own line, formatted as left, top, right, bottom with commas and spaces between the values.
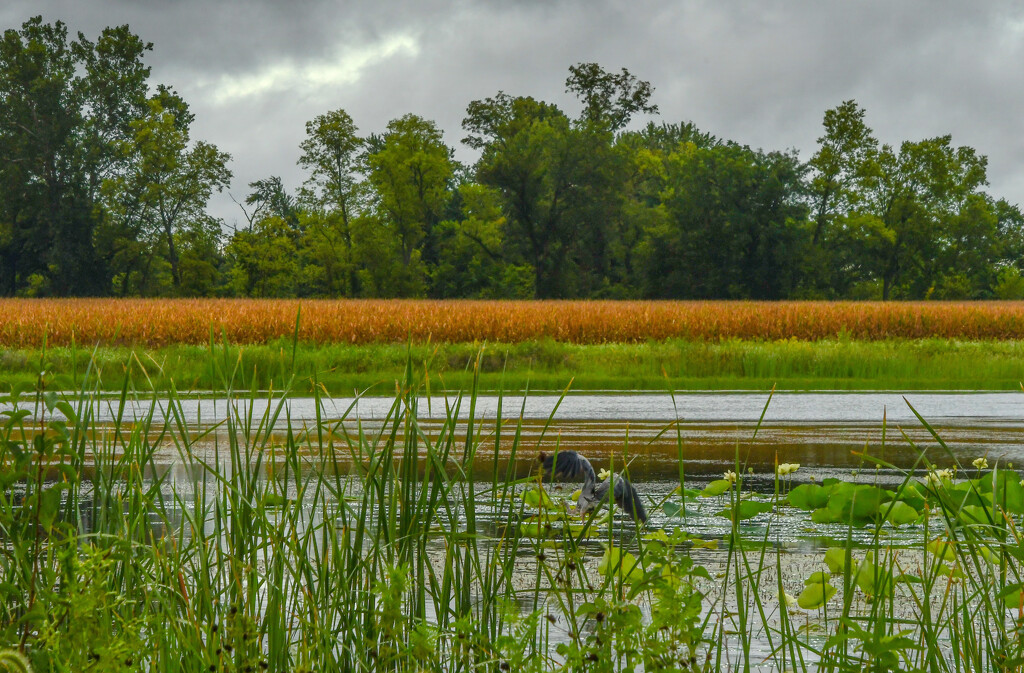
4, 1, 1024, 227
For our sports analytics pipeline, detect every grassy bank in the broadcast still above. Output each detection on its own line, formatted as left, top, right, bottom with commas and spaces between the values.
4, 337, 1024, 393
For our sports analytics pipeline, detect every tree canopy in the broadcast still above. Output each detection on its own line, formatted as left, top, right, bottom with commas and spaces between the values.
2, 19, 1021, 300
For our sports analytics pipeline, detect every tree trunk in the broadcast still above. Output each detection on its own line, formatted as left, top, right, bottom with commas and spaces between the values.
164, 221, 181, 288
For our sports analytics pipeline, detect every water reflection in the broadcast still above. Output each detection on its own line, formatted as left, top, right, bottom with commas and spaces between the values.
22, 391, 1024, 483
24, 390, 1024, 425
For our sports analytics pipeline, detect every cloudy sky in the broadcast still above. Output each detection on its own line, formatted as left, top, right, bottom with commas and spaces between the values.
4, 1, 1024, 226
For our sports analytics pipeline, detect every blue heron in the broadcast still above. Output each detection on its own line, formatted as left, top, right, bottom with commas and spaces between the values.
538, 450, 648, 524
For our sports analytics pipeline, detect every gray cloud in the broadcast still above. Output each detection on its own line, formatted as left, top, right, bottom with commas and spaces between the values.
3, 0, 1023, 227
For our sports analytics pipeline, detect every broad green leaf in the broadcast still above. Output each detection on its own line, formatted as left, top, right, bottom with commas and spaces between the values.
717, 499, 773, 521
883, 501, 920, 526
804, 571, 831, 586
522, 487, 557, 510
927, 538, 957, 562
788, 483, 829, 510
701, 479, 731, 497
598, 546, 644, 583
811, 507, 840, 524
663, 501, 686, 517
824, 547, 846, 575
999, 583, 1024, 609
797, 581, 836, 609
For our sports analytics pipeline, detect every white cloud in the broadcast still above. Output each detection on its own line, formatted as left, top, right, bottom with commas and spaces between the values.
199, 33, 420, 105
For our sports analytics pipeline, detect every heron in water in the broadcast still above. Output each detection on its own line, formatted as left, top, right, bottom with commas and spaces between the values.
537, 450, 648, 524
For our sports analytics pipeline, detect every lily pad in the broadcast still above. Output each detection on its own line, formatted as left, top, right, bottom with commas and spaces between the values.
522, 487, 557, 510
797, 580, 837, 609
788, 483, 829, 511
883, 501, 920, 527
717, 499, 773, 521
598, 546, 644, 583
701, 479, 732, 497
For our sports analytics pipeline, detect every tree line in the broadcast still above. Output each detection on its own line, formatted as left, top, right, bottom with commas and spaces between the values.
3, 18, 1023, 300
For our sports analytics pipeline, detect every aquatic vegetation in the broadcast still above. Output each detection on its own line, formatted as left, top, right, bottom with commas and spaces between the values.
2, 345, 1024, 671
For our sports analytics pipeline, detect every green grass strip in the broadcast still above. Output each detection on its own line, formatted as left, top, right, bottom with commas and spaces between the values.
3, 337, 1024, 393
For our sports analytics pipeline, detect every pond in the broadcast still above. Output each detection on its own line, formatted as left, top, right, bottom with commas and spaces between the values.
61, 390, 1024, 479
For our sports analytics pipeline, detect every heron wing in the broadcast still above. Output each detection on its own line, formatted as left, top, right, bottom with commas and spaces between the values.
539, 450, 596, 483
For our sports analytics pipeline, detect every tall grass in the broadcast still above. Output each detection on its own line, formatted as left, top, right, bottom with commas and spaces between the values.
5, 337, 1024, 393
2, 342, 1024, 671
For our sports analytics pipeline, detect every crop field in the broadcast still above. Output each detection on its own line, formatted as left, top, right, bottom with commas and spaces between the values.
4, 298, 1024, 347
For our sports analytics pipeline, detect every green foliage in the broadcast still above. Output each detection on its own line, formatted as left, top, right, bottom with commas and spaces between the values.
3, 34, 1022, 299
597, 546, 645, 583
11, 337, 1024, 395
993, 265, 1024, 299
787, 483, 829, 510
0, 650, 33, 673
700, 479, 732, 497
717, 498, 773, 521
797, 574, 837, 610
227, 216, 300, 297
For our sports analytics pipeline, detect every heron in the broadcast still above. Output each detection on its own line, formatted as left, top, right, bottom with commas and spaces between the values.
537, 450, 648, 524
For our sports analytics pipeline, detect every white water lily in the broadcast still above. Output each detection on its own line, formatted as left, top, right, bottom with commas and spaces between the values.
779, 590, 798, 608
598, 468, 611, 481
973, 457, 989, 470
724, 470, 737, 484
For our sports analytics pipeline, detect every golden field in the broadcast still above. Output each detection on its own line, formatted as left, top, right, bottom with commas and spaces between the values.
2, 299, 1024, 347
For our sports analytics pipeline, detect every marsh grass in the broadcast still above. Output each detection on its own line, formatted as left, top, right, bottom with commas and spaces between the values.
1, 338, 1024, 671
4, 338, 1024, 393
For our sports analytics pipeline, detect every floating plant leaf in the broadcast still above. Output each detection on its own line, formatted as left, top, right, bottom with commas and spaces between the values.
797, 580, 836, 609
598, 546, 644, 583
999, 583, 1024, 609
804, 571, 831, 586
522, 487, 557, 510
717, 499, 773, 521
826, 483, 890, 524
896, 481, 927, 511
663, 501, 686, 517
811, 507, 840, 525
671, 485, 702, 499
824, 547, 846, 575
856, 553, 893, 598
958, 504, 994, 526
262, 493, 291, 508
927, 538, 957, 562
883, 501, 920, 526
991, 471, 1024, 514
787, 483, 829, 511
519, 519, 553, 538
701, 480, 732, 497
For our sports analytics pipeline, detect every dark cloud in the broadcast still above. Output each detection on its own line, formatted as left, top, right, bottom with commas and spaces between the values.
4, 0, 1024, 227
